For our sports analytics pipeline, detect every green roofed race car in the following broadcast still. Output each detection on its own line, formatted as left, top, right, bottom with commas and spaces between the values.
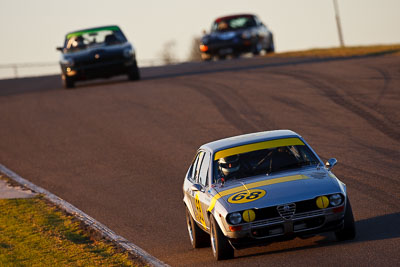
56, 25, 140, 89
183, 130, 356, 260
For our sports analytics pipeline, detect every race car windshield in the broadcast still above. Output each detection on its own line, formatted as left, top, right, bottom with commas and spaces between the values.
64, 28, 127, 52
213, 145, 319, 183
212, 16, 256, 32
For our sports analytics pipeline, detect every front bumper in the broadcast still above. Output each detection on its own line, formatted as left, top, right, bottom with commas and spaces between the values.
60, 58, 137, 81
224, 207, 345, 249
201, 38, 256, 56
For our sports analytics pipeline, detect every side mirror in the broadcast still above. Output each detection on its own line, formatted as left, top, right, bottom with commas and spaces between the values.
56, 47, 63, 52
325, 158, 337, 171
191, 184, 202, 192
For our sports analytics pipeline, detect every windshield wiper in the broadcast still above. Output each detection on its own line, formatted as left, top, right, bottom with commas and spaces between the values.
267, 161, 314, 175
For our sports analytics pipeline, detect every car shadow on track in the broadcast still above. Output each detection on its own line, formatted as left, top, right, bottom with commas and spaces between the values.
235, 212, 400, 260
355, 212, 400, 242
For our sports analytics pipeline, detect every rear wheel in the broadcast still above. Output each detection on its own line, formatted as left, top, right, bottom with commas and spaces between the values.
335, 197, 356, 241
210, 215, 234, 260
186, 207, 209, 248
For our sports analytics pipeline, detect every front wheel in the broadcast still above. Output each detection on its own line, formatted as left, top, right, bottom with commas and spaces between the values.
335, 197, 356, 241
62, 74, 75, 89
210, 215, 234, 260
186, 207, 209, 248
266, 34, 275, 53
252, 42, 262, 56
127, 64, 140, 81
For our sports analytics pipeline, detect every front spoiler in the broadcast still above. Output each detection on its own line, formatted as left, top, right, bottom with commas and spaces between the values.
229, 218, 344, 250
60, 59, 136, 81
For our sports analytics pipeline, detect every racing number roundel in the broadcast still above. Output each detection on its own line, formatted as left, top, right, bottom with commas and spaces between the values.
228, 189, 266, 204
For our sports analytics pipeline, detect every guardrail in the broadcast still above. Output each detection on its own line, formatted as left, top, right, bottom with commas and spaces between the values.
0, 59, 180, 80
0, 62, 59, 79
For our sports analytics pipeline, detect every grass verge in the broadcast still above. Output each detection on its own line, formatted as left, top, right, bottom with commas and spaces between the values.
0, 195, 135, 266
267, 44, 400, 58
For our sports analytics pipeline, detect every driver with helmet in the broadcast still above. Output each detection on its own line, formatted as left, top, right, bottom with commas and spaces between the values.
218, 154, 241, 181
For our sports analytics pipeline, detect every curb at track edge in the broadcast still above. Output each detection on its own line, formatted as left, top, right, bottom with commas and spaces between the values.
0, 163, 169, 267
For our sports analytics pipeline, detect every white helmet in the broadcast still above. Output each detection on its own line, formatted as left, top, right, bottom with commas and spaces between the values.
219, 155, 240, 177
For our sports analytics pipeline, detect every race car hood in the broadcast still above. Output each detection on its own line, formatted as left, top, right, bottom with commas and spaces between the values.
61, 42, 132, 64
202, 29, 248, 43
212, 167, 344, 213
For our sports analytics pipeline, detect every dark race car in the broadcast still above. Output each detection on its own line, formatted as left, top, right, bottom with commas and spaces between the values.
199, 14, 274, 60
56, 25, 140, 89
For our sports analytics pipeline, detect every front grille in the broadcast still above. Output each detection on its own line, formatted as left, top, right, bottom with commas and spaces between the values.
251, 217, 284, 228
293, 209, 324, 220
254, 206, 280, 220
295, 199, 319, 213
247, 208, 328, 239
277, 203, 296, 220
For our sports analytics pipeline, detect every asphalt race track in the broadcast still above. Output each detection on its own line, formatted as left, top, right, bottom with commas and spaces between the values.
0, 55, 399, 266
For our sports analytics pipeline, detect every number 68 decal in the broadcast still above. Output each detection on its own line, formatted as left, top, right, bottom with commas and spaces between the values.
227, 189, 266, 204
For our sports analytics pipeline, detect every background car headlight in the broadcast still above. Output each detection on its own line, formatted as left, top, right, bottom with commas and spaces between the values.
329, 194, 343, 206
242, 30, 252, 39
123, 48, 134, 58
228, 212, 242, 225
199, 44, 208, 52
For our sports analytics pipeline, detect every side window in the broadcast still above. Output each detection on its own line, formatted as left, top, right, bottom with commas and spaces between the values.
198, 152, 210, 187
193, 152, 205, 181
189, 153, 200, 181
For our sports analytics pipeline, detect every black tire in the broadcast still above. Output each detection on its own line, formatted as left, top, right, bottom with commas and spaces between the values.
186, 207, 209, 248
128, 64, 140, 81
266, 34, 275, 53
210, 215, 234, 260
252, 42, 262, 56
335, 197, 356, 241
62, 75, 75, 89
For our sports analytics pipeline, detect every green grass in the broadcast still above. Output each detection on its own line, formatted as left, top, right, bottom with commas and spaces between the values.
267, 44, 400, 58
0, 196, 136, 266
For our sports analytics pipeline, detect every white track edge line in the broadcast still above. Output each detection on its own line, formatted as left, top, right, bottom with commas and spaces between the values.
0, 163, 169, 267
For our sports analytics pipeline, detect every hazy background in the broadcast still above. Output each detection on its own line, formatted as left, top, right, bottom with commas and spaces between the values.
0, 0, 399, 78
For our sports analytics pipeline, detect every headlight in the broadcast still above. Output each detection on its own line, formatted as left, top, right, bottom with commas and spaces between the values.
242, 30, 252, 39
316, 196, 329, 209
242, 209, 256, 222
329, 194, 343, 206
123, 47, 135, 58
199, 44, 208, 52
227, 212, 242, 225
61, 58, 74, 66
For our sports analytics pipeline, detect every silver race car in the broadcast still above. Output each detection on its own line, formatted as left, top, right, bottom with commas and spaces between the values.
183, 130, 356, 260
